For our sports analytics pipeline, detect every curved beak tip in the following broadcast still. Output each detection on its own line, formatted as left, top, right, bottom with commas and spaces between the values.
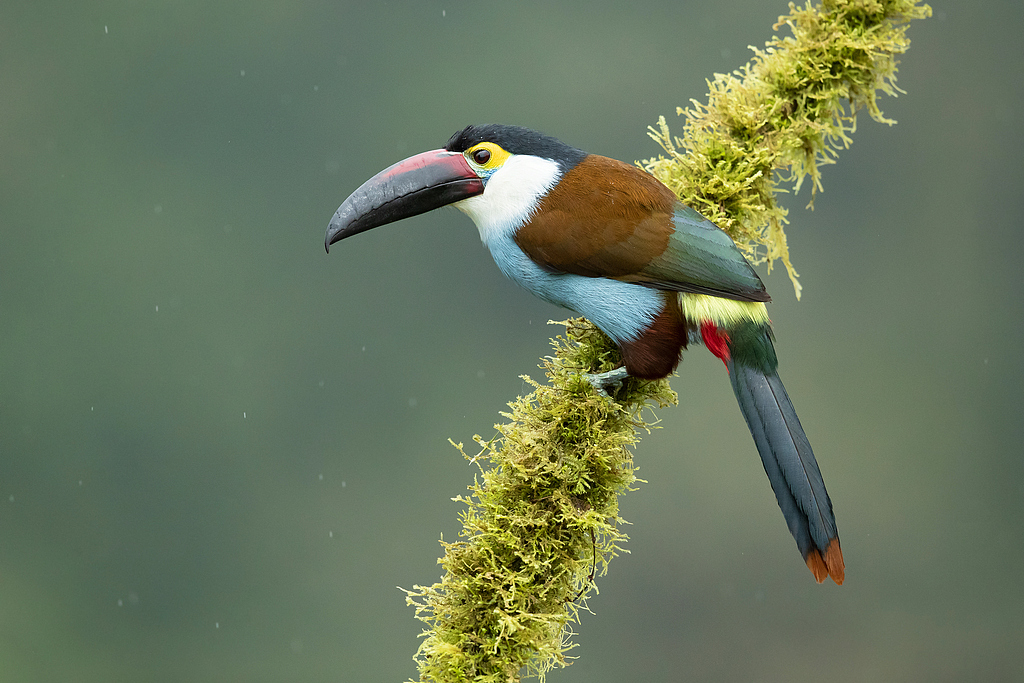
325, 213, 346, 253
322, 149, 483, 256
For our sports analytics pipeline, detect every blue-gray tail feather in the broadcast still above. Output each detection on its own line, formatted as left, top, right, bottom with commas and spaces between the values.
727, 360, 839, 561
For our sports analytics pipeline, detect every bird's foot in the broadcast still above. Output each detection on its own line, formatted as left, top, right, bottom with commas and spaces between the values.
582, 366, 630, 397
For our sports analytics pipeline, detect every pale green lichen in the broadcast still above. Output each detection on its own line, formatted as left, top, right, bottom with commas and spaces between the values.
404, 2, 929, 681
644, 0, 932, 298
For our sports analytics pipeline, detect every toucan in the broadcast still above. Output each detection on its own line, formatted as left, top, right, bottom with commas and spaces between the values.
325, 124, 844, 585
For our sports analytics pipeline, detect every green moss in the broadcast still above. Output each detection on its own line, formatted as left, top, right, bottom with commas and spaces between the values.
643, 0, 931, 298
404, 2, 929, 681
404, 320, 675, 682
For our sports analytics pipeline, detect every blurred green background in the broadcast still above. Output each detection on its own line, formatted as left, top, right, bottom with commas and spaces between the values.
2, 1, 1022, 681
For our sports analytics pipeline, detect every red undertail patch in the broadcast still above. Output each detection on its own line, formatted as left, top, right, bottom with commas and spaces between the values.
700, 321, 731, 367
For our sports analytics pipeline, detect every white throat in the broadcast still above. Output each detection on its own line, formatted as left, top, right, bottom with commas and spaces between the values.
453, 155, 561, 245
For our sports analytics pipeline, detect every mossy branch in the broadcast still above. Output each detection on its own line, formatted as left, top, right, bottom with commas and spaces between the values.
403, 1, 928, 681
644, 0, 931, 298
404, 320, 676, 682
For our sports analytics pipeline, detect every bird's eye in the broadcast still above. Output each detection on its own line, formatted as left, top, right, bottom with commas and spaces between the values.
472, 148, 491, 165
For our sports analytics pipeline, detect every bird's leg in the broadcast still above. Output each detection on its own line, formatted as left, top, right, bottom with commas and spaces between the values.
583, 366, 630, 397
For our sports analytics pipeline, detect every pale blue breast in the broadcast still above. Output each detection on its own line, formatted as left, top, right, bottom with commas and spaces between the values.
485, 231, 662, 344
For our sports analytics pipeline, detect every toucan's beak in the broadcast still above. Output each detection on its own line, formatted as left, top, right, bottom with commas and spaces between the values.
325, 149, 484, 252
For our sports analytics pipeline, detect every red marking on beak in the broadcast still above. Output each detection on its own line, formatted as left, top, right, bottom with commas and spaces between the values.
326, 149, 484, 251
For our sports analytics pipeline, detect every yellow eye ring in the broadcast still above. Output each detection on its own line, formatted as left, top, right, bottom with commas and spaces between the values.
465, 142, 510, 170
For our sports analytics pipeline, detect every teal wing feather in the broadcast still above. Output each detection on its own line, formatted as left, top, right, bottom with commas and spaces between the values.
621, 203, 770, 303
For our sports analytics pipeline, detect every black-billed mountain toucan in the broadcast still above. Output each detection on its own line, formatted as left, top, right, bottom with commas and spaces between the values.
325, 124, 844, 585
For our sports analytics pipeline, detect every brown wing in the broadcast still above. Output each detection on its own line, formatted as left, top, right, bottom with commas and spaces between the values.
514, 154, 769, 302
514, 155, 677, 277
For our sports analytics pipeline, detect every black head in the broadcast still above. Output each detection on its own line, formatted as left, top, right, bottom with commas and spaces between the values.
445, 124, 588, 174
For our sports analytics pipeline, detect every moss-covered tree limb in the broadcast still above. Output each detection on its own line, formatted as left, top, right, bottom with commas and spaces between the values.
645, 0, 931, 298
404, 1, 929, 681
404, 321, 675, 682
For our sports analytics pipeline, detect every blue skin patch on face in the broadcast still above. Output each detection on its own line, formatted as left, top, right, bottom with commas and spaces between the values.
485, 231, 661, 344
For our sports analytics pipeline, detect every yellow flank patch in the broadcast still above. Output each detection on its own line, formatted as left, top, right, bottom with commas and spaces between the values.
679, 293, 770, 326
